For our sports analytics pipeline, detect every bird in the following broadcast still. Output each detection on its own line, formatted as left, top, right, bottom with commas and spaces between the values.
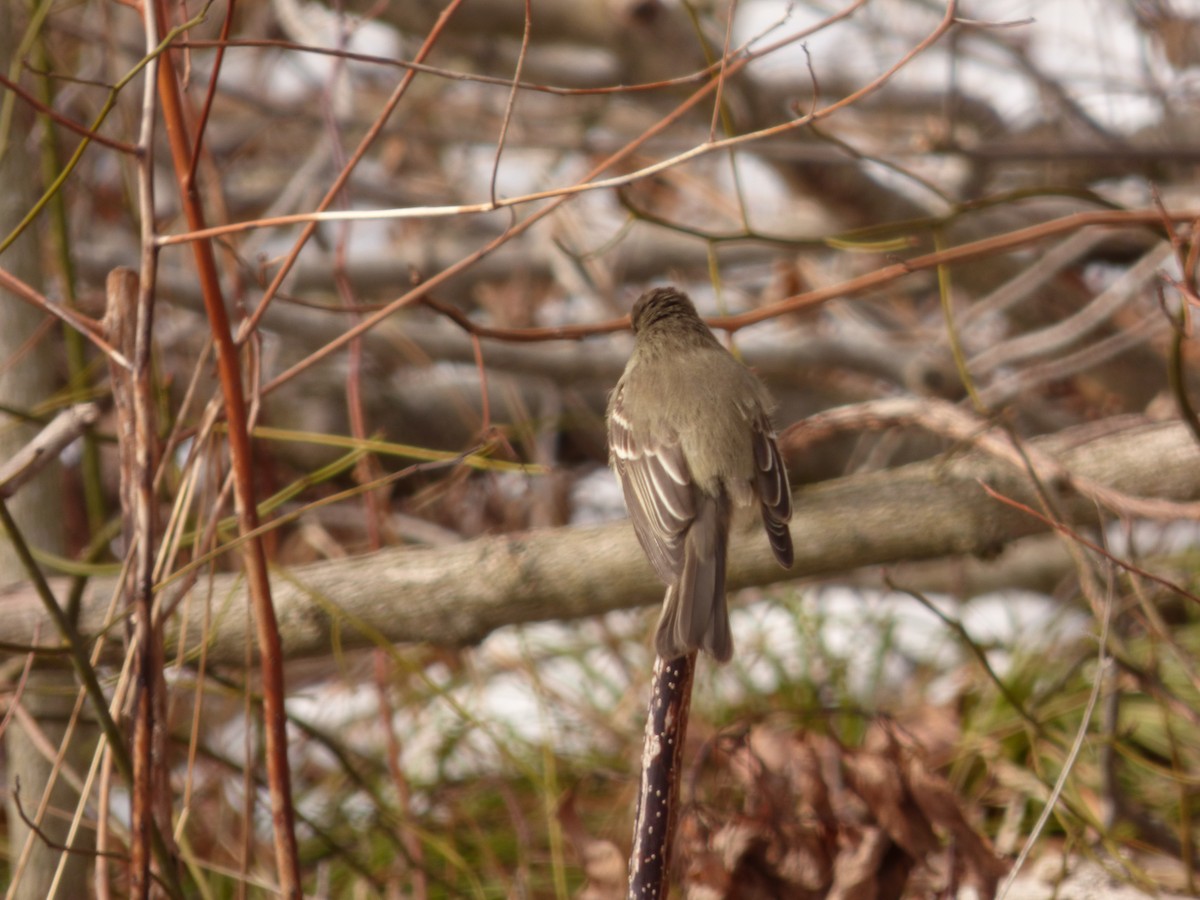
607, 286, 793, 662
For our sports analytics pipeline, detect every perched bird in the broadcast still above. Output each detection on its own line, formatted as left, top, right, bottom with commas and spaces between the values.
607, 287, 793, 662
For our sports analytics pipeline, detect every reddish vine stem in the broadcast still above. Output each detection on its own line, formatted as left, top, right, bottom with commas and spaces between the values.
148, 1, 302, 894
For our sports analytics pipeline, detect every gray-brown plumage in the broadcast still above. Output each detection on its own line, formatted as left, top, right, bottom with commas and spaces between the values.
607, 287, 793, 662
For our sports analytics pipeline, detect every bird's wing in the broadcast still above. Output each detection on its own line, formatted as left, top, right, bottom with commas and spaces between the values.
752, 418, 794, 568
608, 384, 694, 583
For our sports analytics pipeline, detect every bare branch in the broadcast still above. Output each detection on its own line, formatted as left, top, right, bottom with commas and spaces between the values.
0, 405, 99, 500
3, 418, 1194, 666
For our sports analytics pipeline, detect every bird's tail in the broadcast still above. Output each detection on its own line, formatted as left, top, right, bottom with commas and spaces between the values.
655, 493, 731, 662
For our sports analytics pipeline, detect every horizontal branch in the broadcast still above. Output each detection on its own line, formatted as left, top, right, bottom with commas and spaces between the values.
0, 419, 1195, 667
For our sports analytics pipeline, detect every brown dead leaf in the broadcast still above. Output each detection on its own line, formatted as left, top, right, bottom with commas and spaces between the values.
842, 749, 938, 860
906, 754, 1008, 895
666, 721, 1007, 898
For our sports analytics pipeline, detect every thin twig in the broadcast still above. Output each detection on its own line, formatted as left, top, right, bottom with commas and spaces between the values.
885, 580, 1042, 731
998, 572, 1115, 898
149, 0, 303, 891
0, 71, 138, 153
10, 779, 133, 865
978, 483, 1200, 607
489, 0, 531, 208
0, 267, 128, 367
235, 0, 471, 342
